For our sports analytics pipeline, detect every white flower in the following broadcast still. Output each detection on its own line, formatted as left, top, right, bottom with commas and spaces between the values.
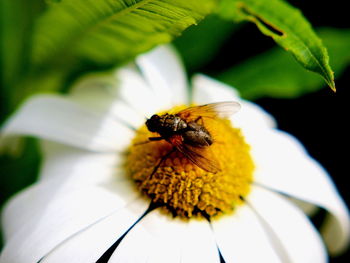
0, 46, 349, 263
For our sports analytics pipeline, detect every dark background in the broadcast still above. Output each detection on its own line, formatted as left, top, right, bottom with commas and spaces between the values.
199, 1, 350, 262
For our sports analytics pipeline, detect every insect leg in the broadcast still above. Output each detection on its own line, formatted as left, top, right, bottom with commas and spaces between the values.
194, 116, 204, 125
149, 137, 164, 141
134, 137, 164, 146
149, 147, 176, 180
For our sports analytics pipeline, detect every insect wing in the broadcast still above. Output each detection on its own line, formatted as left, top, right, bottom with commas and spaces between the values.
178, 144, 221, 174
176, 101, 240, 121
169, 135, 220, 173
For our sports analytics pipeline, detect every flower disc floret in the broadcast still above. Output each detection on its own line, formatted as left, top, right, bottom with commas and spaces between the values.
126, 106, 254, 219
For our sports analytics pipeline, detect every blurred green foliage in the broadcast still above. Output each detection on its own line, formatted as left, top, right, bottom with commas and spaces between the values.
0, 139, 41, 206
0, 138, 41, 248
0, 0, 45, 118
174, 15, 237, 72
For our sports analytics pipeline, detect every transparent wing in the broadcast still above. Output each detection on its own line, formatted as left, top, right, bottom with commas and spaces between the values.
177, 144, 220, 174
169, 135, 220, 174
176, 101, 240, 122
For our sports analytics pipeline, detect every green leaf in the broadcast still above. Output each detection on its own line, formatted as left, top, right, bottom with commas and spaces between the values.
217, 28, 350, 100
0, 0, 45, 118
174, 14, 237, 72
0, 0, 43, 87
0, 138, 41, 227
31, 0, 216, 70
4, 0, 215, 110
0, 138, 41, 249
216, 0, 335, 91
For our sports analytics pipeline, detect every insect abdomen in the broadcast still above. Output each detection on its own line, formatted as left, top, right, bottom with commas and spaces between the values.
183, 122, 213, 147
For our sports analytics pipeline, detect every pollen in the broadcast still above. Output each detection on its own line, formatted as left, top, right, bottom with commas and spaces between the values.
125, 106, 254, 220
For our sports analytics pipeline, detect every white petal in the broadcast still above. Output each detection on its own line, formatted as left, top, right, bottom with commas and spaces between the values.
137, 45, 188, 107
39, 141, 119, 184
70, 73, 145, 129
110, 209, 183, 263
252, 129, 350, 253
111, 209, 219, 263
2, 177, 137, 241
101, 100, 145, 130
247, 187, 327, 263
212, 205, 281, 263
41, 198, 149, 263
232, 100, 277, 131
192, 74, 239, 104
116, 67, 166, 118
0, 95, 134, 152
288, 197, 319, 217
191, 74, 276, 130
180, 219, 220, 263
0, 180, 139, 263
69, 71, 120, 111
3, 141, 135, 238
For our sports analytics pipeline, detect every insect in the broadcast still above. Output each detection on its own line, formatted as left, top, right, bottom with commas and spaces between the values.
145, 101, 241, 177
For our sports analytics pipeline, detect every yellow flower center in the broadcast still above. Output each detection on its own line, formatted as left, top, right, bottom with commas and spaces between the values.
125, 106, 254, 220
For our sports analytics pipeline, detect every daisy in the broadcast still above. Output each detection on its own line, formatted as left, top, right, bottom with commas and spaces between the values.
0, 46, 349, 263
